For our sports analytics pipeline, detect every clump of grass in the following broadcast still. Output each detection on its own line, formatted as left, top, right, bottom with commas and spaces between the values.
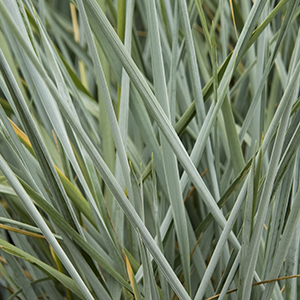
0, 1, 299, 300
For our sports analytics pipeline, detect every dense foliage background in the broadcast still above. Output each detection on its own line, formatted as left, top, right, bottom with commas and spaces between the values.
0, 0, 300, 299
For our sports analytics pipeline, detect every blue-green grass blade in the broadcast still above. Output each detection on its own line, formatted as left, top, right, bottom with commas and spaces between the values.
0, 154, 94, 300
0, 237, 85, 299
146, 0, 191, 294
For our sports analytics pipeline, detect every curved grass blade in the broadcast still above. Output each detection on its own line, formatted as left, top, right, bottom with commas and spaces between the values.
81, 0, 239, 250
0, 247, 40, 300
0, 154, 94, 300
0, 238, 85, 299
0, 6, 192, 293
18, 178, 132, 291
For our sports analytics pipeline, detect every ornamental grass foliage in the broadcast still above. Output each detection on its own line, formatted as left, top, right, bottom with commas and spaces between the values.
0, 0, 299, 299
